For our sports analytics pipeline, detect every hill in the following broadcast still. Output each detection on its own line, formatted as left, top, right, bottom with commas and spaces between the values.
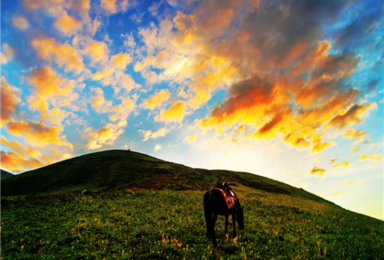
1, 169, 14, 179
1, 150, 383, 259
2, 150, 334, 206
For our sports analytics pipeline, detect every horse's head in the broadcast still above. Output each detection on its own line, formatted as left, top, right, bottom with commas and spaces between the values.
237, 206, 244, 230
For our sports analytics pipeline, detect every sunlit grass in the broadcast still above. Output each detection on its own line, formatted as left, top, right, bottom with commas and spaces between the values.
2, 185, 383, 259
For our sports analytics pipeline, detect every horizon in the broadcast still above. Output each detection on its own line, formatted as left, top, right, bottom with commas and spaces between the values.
1, 0, 383, 220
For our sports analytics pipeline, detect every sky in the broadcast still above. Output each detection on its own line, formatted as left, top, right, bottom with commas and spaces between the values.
1, 0, 383, 219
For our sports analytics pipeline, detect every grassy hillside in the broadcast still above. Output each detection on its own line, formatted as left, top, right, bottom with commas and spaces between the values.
2, 185, 383, 259
2, 150, 383, 259
2, 150, 335, 206
1, 169, 14, 179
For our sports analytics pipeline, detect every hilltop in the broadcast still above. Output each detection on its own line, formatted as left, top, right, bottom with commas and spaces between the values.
2, 150, 335, 206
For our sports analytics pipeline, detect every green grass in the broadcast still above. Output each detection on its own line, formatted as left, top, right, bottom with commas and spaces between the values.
2, 184, 383, 259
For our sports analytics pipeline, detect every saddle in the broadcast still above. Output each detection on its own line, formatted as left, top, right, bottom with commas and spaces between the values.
210, 182, 238, 209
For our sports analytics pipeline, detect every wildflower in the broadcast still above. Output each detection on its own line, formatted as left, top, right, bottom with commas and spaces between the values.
122, 250, 124, 254
324, 247, 327, 256
21, 246, 24, 250
233, 236, 238, 244
25, 226, 28, 229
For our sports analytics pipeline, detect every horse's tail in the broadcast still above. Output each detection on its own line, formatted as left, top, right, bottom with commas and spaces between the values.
203, 191, 212, 237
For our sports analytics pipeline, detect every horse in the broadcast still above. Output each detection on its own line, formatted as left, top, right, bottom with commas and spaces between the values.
203, 187, 244, 245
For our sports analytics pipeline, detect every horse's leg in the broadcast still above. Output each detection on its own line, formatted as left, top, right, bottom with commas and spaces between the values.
225, 214, 229, 234
212, 213, 218, 245
232, 213, 237, 238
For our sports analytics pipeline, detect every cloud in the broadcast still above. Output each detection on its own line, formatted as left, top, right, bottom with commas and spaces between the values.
23, 0, 70, 17
86, 124, 124, 150
380, 98, 384, 103
0, 77, 21, 127
139, 127, 170, 141
186, 133, 197, 142
110, 53, 132, 69
344, 129, 368, 140
142, 89, 170, 110
72, 0, 91, 22
32, 37, 84, 74
332, 161, 350, 168
335, 179, 366, 187
54, 11, 82, 35
328, 103, 377, 130
359, 153, 382, 163
6, 120, 73, 149
83, 40, 109, 64
27, 67, 76, 111
308, 166, 325, 176
1, 43, 15, 64
12, 16, 29, 30
1, 136, 43, 159
101, 0, 129, 15
0, 151, 47, 172
154, 144, 162, 151
155, 101, 186, 123
330, 158, 337, 164
328, 191, 347, 197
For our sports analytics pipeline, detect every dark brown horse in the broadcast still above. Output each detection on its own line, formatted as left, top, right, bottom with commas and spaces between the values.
204, 188, 244, 244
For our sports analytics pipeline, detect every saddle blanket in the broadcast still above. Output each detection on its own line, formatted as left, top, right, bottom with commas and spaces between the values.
210, 183, 238, 209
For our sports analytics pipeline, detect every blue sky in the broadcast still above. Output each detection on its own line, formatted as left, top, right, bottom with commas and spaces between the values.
1, 0, 383, 220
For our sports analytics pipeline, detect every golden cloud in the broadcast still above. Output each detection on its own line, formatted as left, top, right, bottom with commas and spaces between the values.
142, 89, 170, 110
186, 133, 197, 142
328, 191, 346, 197
156, 101, 186, 123
1, 43, 15, 64
330, 158, 337, 164
87, 124, 124, 150
1, 77, 21, 127
32, 37, 84, 74
328, 103, 377, 130
139, 127, 170, 141
308, 166, 325, 176
359, 153, 382, 163
332, 161, 350, 168
23, 0, 70, 17
12, 16, 29, 30
101, 0, 128, 14
54, 11, 82, 35
110, 53, 132, 69
0, 151, 47, 172
6, 120, 73, 150
83, 40, 109, 64
344, 129, 367, 140
1, 136, 42, 158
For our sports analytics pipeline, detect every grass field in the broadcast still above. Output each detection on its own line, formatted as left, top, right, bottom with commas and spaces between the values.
2, 184, 383, 260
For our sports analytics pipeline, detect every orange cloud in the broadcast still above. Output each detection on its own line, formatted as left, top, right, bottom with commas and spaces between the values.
6, 120, 73, 149
1, 77, 21, 127
359, 153, 382, 163
332, 161, 350, 168
308, 167, 325, 176
12, 16, 29, 30
1, 43, 15, 64
328, 191, 346, 197
139, 127, 170, 141
110, 53, 132, 69
23, 0, 69, 17
1, 136, 42, 158
101, 0, 128, 14
0, 151, 47, 172
27, 67, 76, 111
54, 11, 82, 35
83, 40, 109, 64
155, 101, 186, 123
32, 37, 84, 74
86, 125, 124, 149
311, 138, 335, 153
344, 129, 367, 140
330, 158, 337, 164
328, 103, 377, 130
142, 89, 170, 109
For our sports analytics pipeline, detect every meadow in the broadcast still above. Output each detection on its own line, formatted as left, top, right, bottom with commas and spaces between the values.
2, 184, 383, 260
